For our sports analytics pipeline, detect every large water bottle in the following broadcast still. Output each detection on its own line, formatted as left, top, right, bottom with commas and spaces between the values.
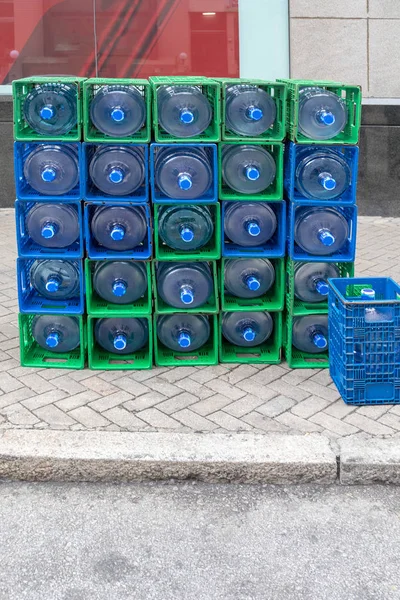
90, 205, 147, 251
157, 314, 210, 352
94, 317, 148, 354
32, 314, 80, 352
298, 87, 348, 141
93, 261, 147, 304
222, 145, 276, 194
157, 85, 212, 138
222, 311, 274, 347
292, 315, 329, 353
23, 143, 79, 196
294, 262, 340, 303
224, 258, 275, 299
158, 205, 213, 251
23, 83, 77, 136
224, 202, 277, 247
225, 84, 276, 137
89, 145, 145, 196
155, 146, 213, 200
25, 203, 79, 249
157, 262, 213, 309
295, 147, 352, 201
29, 259, 80, 300
90, 85, 146, 138
294, 207, 349, 256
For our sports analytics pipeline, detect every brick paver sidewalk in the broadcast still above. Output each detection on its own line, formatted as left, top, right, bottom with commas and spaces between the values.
1, 209, 400, 439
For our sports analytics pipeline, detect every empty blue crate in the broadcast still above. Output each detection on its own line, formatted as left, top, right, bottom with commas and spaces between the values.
14, 141, 82, 200
84, 201, 152, 260
222, 200, 286, 258
328, 277, 400, 405
150, 143, 218, 204
15, 199, 83, 259
17, 258, 84, 314
82, 143, 149, 202
288, 202, 357, 262
284, 143, 359, 205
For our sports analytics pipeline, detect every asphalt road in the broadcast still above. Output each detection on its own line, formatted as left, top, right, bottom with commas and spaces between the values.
0, 481, 399, 600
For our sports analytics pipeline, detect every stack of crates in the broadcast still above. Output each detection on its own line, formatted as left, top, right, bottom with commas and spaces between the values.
281, 79, 362, 369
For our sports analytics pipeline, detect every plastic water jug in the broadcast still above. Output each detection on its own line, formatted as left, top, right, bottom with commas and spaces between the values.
295, 147, 351, 200
354, 289, 391, 369
25, 203, 79, 248
157, 85, 212, 138
89, 145, 145, 196
225, 84, 276, 137
29, 259, 80, 300
298, 87, 348, 141
222, 144, 276, 194
158, 204, 213, 251
224, 202, 277, 247
23, 143, 79, 196
32, 314, 80, 352
93, 261, 147, 304
90, 85, 146, 137
221, 311, 274, 347
90, 205, 147, 251
94, 317, 148, 354
294, 262, 340, 303
157, 314, 210, 352
155, 146, 213, 200
23, 83, 77, 136
292, 314, 329, 353
294, 207, 349, 256
224, 258, 275, 298
157, 262, 213, 309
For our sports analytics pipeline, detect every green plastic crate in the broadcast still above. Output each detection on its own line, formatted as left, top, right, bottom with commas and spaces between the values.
154, 203, 221, 261
284, 311, 329, 369
285, 260, 354, 316
220, 258, 285, 312
19, 313, 86, 369
87, 315, 152, 370
12, 76, 85, 142
150, 76, 221, 143
154, 314, 218, 367
216, 78, 287, 142
153, 260, 219, 314
85, 259, 152, 316
83, 78, 151, 143
219, 141, 284, 200
219, 311, 283, 364
278, 78, 362, 145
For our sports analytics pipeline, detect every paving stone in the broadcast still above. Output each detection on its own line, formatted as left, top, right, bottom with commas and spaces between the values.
220, 364, 258, 385
135, 408, 181, 429
123, 392, 167, 413
18, 373, 56, 395
88, 391, 133, 413
0, 388, 34, 409
141, 377, 183, 398
173, 409, 219, 431
68, 406, 110, 428
310, 412, 359, 437
0, 371, 24, 392
276, 412, 323, 434
189, 365, 230, 384
55, 391, 101, 412
205, 378, 246, 401
101, 407, 147, 429
249, 365, 289, 385
104, 376, 149, 398
174, 378, 215, 400
223, 395, 265, 418
266, 379, 310, 402
256, 395, 296, 418
208, 411, 254, 432
298, 380, 341, 402
344, 413, 395, 436
235, 379, 279, 401
241, 412, 290, 433
48, 375, 88, 396
156, 393, 199, 415
22, 390, 68, 411
356, 405, 392, 419
281, 369, 317, 386
80, 376, 119, 397
34, 405, 77, 427
190, 394, 234, 417
0, 403, 39, 426
291, 396, 330, 419
323, 401, 357, 420
159, 366, 198, 383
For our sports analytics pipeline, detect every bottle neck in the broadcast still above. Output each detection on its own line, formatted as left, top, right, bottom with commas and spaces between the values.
41, 222, 58, 239
179, 225, 194, 243
180, 285, 194, 305
177, 330, 191, 348
112, 279, 127, 297
110, 224, 125, 241
242, 326, 256, 342
113, 333, 127, 351
311, 330, 328, 349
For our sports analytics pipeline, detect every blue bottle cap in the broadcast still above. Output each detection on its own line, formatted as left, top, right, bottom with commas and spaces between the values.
312, 332, 328, 349
110, 225, 125, 241
113, 334, 127, 351
246, 221, 261, 237
318, 172, 337, 191
315, 279, 329, 296
317, 109, 335, 126
108, 168, 124, 184
112, 280, 127, 297
242, 327, 256, 342
246, 276, 261, 291
180, 285, 194, 305
180, 109, 194, 124
247, 106, 263, 121
40, 105, 55, 120
180, 226, 194, 243
318, 229, 335, 247
361, 288, 376, 300
177, 173, 193, 191
245, 166, 260, 181
110, 107, 125, 122
45, 277, 60, 293
178, 331, 191, 348
41, 223, 57, 239
41, 167, 57, 183
46, 332, 60, 348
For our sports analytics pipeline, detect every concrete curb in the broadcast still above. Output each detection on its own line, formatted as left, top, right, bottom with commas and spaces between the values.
0, 430, 337, 484
339, 436, 400, 485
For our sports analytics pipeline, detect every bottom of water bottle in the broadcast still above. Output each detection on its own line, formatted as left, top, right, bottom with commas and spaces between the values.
285, 313, 330, 370
219, 312, 282, 364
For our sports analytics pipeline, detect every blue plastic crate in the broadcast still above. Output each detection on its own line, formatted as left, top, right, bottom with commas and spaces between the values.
84, 201, 152, 260
150, 143, 218, 204
222, 201, 286, 258
284, 143, 359, 205
15, 199, 83, 259
82, 142, 149, 202
14, 141, 82, 200
288, 202, 357, 262
17, 258, 84, 314
328, 277, 400, 405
